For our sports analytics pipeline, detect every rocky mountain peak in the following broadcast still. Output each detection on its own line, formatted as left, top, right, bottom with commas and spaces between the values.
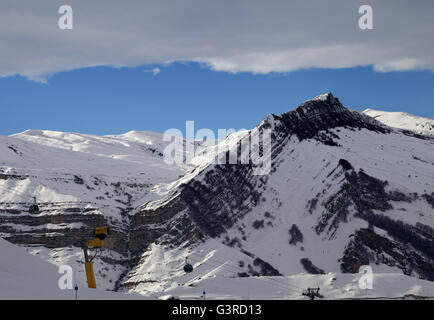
264, 94, 389, 145
294, 92, 346, 117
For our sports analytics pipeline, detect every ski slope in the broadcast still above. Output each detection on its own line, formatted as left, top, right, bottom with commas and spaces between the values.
0, 238, 144, 299
2, 237, 434, 300
162, 272, 434, 300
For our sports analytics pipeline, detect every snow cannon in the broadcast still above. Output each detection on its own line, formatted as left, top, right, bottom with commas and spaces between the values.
82, 225, 110, 289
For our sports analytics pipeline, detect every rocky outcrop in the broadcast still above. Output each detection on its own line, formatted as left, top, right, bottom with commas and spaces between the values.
289, 224, 303, 245
130, 197, 203, 254
300, 258, 325, 274
340, 226, 434, 281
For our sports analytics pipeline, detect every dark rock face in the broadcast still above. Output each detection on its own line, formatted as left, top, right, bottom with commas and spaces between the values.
252, 257, 282, 276
422, 193, 434, 209
318, 168, 434, 280
289, 224, 303, 245
353, 213, 434, 279
338, 159, 354, 171
0, 202, 123, 273
252, 220, 265, 229
275, 93, 390, 143
0, 205, 130, 255
179, 164, 265, 238
339, 230, 372, 273
300, 258, 325, 274
341, 226, 434, 281
302, 154, 434, 280
142, 94, 391, 244
315, 168, 393, 237
245, 257, 282, 277
130, 197, 203, 255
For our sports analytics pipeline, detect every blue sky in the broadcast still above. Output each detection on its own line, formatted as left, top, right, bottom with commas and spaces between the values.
1, 63, 433, 136
1, 1, 433, 136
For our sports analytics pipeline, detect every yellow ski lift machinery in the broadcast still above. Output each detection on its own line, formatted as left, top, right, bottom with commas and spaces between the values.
82, 226, 110, 289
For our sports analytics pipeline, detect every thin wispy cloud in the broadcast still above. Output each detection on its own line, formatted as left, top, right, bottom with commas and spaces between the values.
144, 67, 161, 76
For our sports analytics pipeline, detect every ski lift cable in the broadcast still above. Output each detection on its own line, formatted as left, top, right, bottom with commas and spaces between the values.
0, 184, 35, 202
0, 184, 29, 200
188, 252, 256, 275
188, 255, 302, 294
193, 257, 303, 294
193, 259, 302, 295
0, 188, 79, 207
189, 251, 304, 291
190, 258, 297, 293
0, 181, 59, 202
187, 257, 296, 293
0, 184, 112, 208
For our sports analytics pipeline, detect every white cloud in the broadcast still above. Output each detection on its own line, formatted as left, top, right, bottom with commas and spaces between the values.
373, 58, 427, 72
0, 0, 433, 81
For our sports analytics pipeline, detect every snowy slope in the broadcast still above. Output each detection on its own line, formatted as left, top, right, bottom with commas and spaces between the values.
162, 272, 434, 300
0, 238, 145, 299
3, 236, 434, 300
1, 129, 184, 217
3, 129, 198, 208
363, 109, 434, 136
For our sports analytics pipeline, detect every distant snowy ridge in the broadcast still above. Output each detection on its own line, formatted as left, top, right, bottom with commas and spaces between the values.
363, 108, 434, 136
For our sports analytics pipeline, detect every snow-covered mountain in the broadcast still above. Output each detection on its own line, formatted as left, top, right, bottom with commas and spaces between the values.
1, 93, 434, 299
0, 129, 207, 290
363, 109, 434, 136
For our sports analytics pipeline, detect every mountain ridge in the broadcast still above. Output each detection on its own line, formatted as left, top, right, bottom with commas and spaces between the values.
1, 94, 434, 297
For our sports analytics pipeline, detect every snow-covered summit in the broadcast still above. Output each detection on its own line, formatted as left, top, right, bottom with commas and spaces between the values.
299, 92, 337, 107
312, 92, 333, 101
